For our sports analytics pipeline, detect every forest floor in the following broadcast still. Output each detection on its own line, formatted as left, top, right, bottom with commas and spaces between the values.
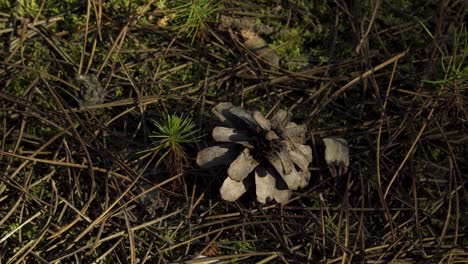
0, 0, 467, 263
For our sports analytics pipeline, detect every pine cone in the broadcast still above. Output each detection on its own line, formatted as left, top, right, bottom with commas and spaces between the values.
197, 102, 313, 204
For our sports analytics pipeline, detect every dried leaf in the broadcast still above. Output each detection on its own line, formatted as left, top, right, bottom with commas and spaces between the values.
220, 177, 250, 202
196, 144, 240, 168
240, 29, 279, 68
227, 149, 259, 181
252, 111, 271, 131
323, 138, 350, 177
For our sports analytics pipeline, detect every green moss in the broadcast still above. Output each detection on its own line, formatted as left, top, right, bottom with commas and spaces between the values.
18, 0, 40, 17
234, 240, 254, 253
271, 27, 311, 71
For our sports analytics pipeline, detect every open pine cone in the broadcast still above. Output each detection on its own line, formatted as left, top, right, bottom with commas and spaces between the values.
197, 102, 313, 204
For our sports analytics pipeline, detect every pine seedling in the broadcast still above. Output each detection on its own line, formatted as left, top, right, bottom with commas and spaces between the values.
172, 0, 220, 43
146, 114, 201, 176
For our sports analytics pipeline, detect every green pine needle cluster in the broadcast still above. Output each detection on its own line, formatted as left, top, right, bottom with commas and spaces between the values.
173, 0, 220, 43
147, 114, 201, 166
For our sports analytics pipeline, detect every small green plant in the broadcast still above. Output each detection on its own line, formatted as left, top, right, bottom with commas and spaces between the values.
233, 240, 254, 254
172, 0, 220, 43
145, 114, 201, 175
417, 20, 468, 84
417, 21, 467, 119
